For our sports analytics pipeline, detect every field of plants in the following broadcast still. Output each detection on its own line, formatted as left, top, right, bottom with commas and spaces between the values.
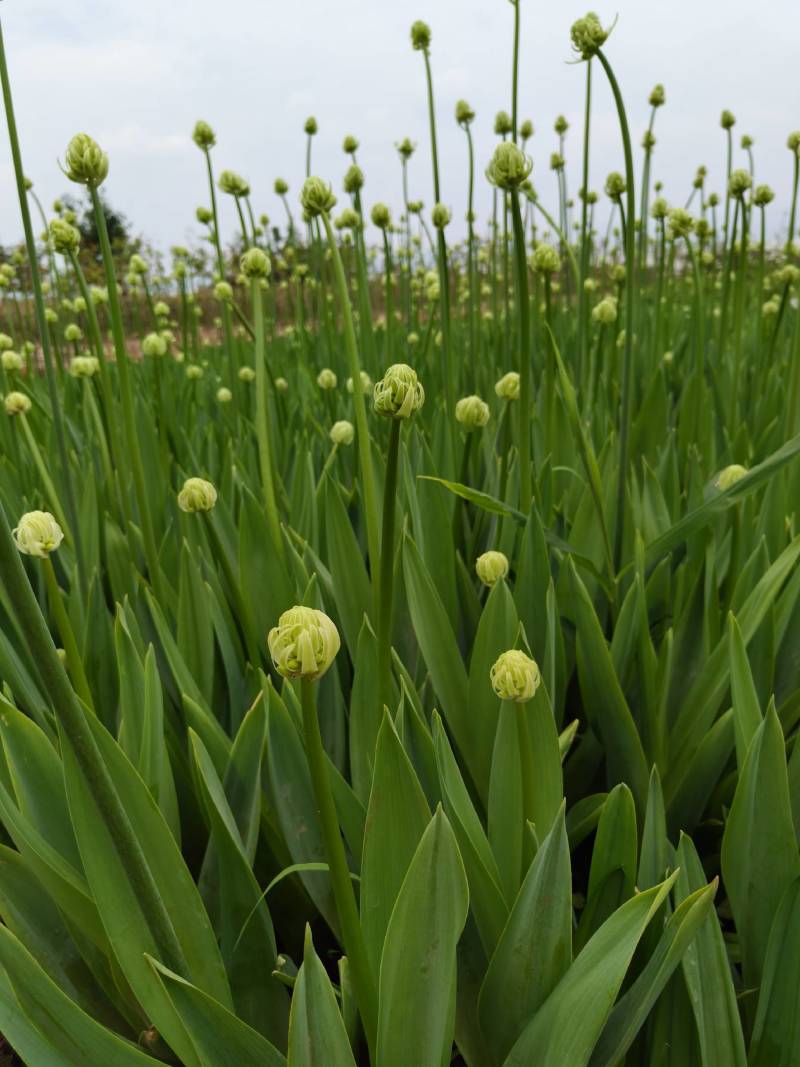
0, 5, 798, 1065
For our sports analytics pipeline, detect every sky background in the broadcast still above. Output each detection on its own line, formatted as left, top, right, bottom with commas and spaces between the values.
1, 0, 798, 254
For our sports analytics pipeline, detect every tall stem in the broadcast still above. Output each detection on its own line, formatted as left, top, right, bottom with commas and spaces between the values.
510, 190, 532, 510
377, 420, 401, 708
251, 279, 285, 563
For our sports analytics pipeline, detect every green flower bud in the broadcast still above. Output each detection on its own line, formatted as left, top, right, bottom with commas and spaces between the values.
346, 370, 373, 394
410, 20, 431, 51
4, 391, 31, 416
753, 184, 774, 207
219, 170, 250, 197
91, 286, 108, 305
396, 137, 416, 160
192, 120, 216, 149
299, 176, 336, 217
728, 168, 751, 199
186, 364, 204, 380
342, 134, 359, 154
708, 192, 719, 207
215, 281, 233, 303
374, 363, 425, 419
1, 351, 22, 372
371, 202, 391, 229
343, 165, 364, 195
531, 242, 561, 274
604, 171, 626, 201
73, 297, 87, 314
667, 207, 694, 239
13, 511, 64, 557
720, 109, 736, 130
268, 605, 340, 680
274, 178, 289, 196
554, 114, 569, 136
49, 217, 80, 255
304, 116, 318, 136
494, 110, 512, 137
455, 99, 475, 126
240, 248, 271, 279
476, 550, 509, 587
455, 394, 490, 430
217, 387, 232, 404
485, 142, 533, 190
642, 130, 656, 150
495, 370, 520, 400
649, 83, 665, 107
0, 334, 12, 351
424, 270, 440, 303
550, 152, 565, 172
63, 133, 108, 187
178, 477, 217, 512
64, 323, 82, 343
141, 332, 167, 358
520, 118, 534, 141
45, 308, 58, 324
570, 12, 609, 59
592, 296, 618, 324
69, 355, 99, 377
741, 134, 753, 149
154, 301, 170, 318
490, 649, 541, 702
431, 203, 451, 229
330, 419, 354, 445
275, 376, 289, 392
317, 368, 338, 390
196, 206, 213, 225
788, 131, 800, 155
129, 253, 149, 276
715, 464, 747, 490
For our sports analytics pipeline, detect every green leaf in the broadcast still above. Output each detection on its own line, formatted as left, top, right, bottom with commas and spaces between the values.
377, 807, 469, 1067
728, 612, 762, 769
288, 926, 356, 1066
749, 876, 800, 1067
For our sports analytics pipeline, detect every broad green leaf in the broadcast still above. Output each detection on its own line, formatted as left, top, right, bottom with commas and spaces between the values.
288, 926, 357, 1067
749, 876, 800, 1067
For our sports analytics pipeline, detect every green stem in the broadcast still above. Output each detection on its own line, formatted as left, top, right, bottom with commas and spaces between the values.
377, 419, 401, 708
300, 677, 378, 1058
510, 190, 532, 511
42, 557, 94, 711
19, 414, 70, 537
251, 279, 285, 563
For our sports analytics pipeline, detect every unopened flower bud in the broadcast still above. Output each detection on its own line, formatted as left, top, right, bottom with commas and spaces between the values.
63, 133, 108, 187
1, 351, 22, 372
304, 116, 318, 136
431, 203, 451, 229
495, 371, 520, 400
301, 176, 337, 217
342, 134, 359, 154
649, 83, 665, 107
69, 355, 99, 377
240, 248, 271, 279
343, 165, 364, 195
371, 202, 391, 229
5, 391, 31, 416
531, 242, 561, 274
374, 363, 424, 419
317, 368, 337, 390
490, 649, 541, 703
178, 477, 217, 512
186, 364, 204, 380
192, 120, 216, 149
455, 394, 490, 430
330, 420, 354, 445
268, 605, 340, 680
49, 218, 80, 255
570, 12, 609, 59
346, 370, 372, 394
275, 376, 289, 392
728, 168, 751, 199
753, 184, 774, 207
476, 550, 509, 587
604, 171, 626, 201
217, 387, 232, 404
13, 511, 64, 557
486, 142, 533, 190
456, 99, 475, 126
720, 109, 736, 130
142, 332, 168, 358
238, 366, 256, 382
592, 297, 618, 324
410, 20, 431, 51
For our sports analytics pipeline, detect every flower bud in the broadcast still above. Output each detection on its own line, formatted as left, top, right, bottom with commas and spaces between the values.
45, 308, 58, 324
455, 99, 475, 126
215, 281, 234, 303
531, 242, 561, 275
495, 370, 520, 400
667, 207, 694, 239
554, 114, 569, 136
217, 387, 232, 404
476, 550, 509, 587
396, 137, 416, 160
304, 116, 318, 136
142, 332, 168, 358
63, 133, 108, 186
592, 296, 618, 324
410, 20, 431, 51
4, 391, 31, 416
788, 131, 800, 155
186, 364, 204, 380
455, 394, 490, 430
275, 376, 289, 392
486, 142, 533, 190
649, 83, 665, 108
1, 351, 22, 372
13, 511, 64, 557
192, 120, 216, 149
268, 605, 340, 681
431, 203, 451, 229
178, 477, 217, 512
49, 218, 80, 255
374, 363, 425, 419
346, 370, 372, 394
550, 152, 565, 172
317, 368, 337, 390
728, 168, 751, 199
343, 165, 364, 195
753, 184, 774, 207
604, 171, 626, 201
520, 118, 534, 141
371, 202, 391, 229
240, 248, 271, 279
301, 176, 337, 217
69, 355, 99, 378
720, 109, 736, 130
342, 134, 359, 154
196, 206, 213, 225
330, 420, 354, 445
650, 196, 668, 220
490, 649, 541, 703
570, 12, 609, 59
715, 464, 747, 490
219, 170, 250, 197
64, 323, 82, 343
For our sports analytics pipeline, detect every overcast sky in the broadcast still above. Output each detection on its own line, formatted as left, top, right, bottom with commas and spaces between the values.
1, 0, 798, 253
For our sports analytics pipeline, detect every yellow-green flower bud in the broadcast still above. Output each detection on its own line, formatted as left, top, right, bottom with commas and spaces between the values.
716, 464, 747, 490
343, 165, 364, 195
64, 323, 82, 343
343, 134, 359, 154
424, 270, 440, 303
495, 370, 520, 400
178, 477, 217, 512
192, 120, 216, 149
667, 207, 694, 239
196, 206, 213, 225
0, 334, 12, 351
649, 83, 666, 107
604, 171, 626, 201
592, 296, 618, 324
455, 394, 490, 430
374, 363, 425, 419
371, 202, 391, 229
1, 351, 22, 372
45, 308, 58, 324
268, 605, 340, 680
49, 218, 80, 255
301, 176, 337, 217
330, 420, 354, 445
63, 133, 108, 187
215, 281, 233, 303
490, 649, 541, 703
13, 511, 64, 557
456, 99, 475, 126
396, 137, 416, 160
186, 364, 204, 380
494, 110, 512, 137
720, 109, 736, 130
531, 242, 561, 274
431, 203, 451, 229
753, 184, 774, 207
728, 168, 751, 199
486, 142, 533, 190
476, 550, 509, 587
304, 116, 318, 136
217, 387, 232, 404
240, 248, 271, 279
69, 355, 99, 378
219, 170, 250, 197
570, 12, 609, 59
410, 20, 431, 51
142, 332, 168, 358
651, 196, 668, 220
520, 118, 534, 141
275, 376, 289, 392
317, 368, 337, 390
5, 391, 30, 416
238, 366, 256, 382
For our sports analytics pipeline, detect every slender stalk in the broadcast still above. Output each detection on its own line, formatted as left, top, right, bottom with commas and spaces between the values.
577, 59, 593, 383
510, 190, 532, 510
251, 279, 285, 563
377, 420, 401, 708
42, 557, 94, 711
300, 677, 378, 1059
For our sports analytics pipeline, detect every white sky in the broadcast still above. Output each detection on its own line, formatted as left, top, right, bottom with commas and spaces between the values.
1, 0, 798, 252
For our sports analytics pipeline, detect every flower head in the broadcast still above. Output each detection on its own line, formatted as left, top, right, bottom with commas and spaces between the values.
240, 248, 271, 279
301, 176, 337, 217
49, 218, 80, 255
374, 363, 425, 419
455, 100, 475, 126
13, 511, 64, 557
69, 355, 99, 378
219, 170, 250, 197
304, 116, 318, 136
476, 550, 509, 587
455, 394, 490, 430
63, 133, 108, 186
495, 371, 520, 400
431, 203, 451, 229
490, 649, 541, 703
317, 368, 338, 390
330, 420, 354, 445
410, 20, 431, 51
531, 242, 561, 275
4, 391, 31, 416
192, 120, 216, 149
1, 351, 22, 372
142, 332, 168, 358
570, 12, 609, 59
268, 605, 340, 680
728, 168, 752, 199
177, 477, 217, 512
486, 142, 533, 190
649, 83, 666, 107
371, 202, 391, 229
